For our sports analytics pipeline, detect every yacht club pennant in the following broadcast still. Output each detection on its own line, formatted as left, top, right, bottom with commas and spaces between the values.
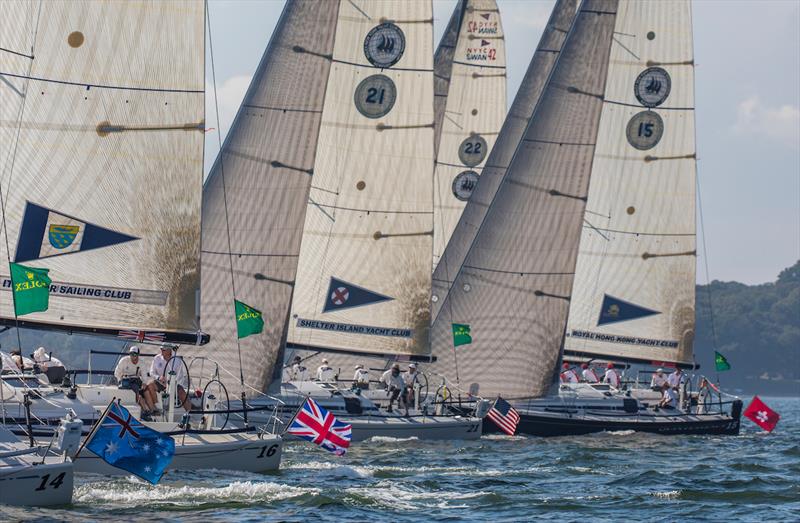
322, 277, 393, 313
597, 294, 660, 326
15, 202, 137, 262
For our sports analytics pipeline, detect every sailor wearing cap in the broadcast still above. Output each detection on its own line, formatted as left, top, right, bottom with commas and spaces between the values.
667, 367, 684, 390
114, 346, 157, 417
602, 362, 621, 389
353, 364, 370, 389
316, 358, 335, 382
289, 355, 310, 382
560, 362, 579, 384
581, 363, 599, 383
380, 363, 404, 413
650, 368, 668, 390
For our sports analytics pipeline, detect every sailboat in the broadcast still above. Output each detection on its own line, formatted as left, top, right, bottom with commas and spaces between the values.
0, 0, 282, 471
430, 0, 742, 436
282, 0, 508, 416
195, 0, 486, 440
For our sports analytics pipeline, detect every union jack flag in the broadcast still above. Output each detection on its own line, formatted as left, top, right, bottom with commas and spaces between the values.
118, 330, 166, 343
286, 397, 352, 456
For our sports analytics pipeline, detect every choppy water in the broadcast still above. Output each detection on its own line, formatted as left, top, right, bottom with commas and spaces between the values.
3, 397, 798, 522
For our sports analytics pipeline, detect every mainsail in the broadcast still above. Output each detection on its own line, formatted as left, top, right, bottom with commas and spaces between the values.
564, 0, 697, 368
431, 0, 579, 321
429, 0, 618, 399
196, 1, 340, 393
432, 0, 507, 270
0, 0, 205, 343
286, 1, 435, 358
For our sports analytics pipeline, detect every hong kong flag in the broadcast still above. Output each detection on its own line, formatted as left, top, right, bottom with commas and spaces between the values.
744, 396, 780, 433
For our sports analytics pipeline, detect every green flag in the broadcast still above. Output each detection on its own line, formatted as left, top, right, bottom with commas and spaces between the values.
714, 351, 731, 372
234, 299, 264, 339
9, 263, 51, 316
452, 323, 472, 347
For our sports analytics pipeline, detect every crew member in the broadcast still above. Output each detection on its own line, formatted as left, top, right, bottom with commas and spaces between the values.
353, 365, 370, 389
603, 363, 620, 389
667, 367, 684, 391
560, 362, 579, 384
658, 382, 677, 409
650, 368, 668, 390
114, 346, 157, 416
149, 344, 190, 412
9, 349, 33, 372
32, 347, 64, 370
696, 378, 711, 414
316, 359, 335, 382
380, 363, 404, 413
581, 363, 599, 383
402, 363, 420, 413
288, 356, 310, 382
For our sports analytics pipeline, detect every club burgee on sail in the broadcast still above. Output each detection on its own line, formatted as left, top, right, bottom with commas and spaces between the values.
430, 0, 742, 436
0, 0, 283, 471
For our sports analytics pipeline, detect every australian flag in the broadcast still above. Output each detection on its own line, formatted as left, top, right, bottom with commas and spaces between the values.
286, 397, 352, 456
85, 400, 175, 484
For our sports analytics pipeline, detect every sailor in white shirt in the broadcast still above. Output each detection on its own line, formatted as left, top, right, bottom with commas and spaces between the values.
285, 356, 310, 382
32, 347, 64, 370
603, 363, 621, 388
353, 365, 370, 389
560, 362, 579, 384
658, 383, 677, 409
114, 346, 157, 415
580, 363, 599, 383
316, 359, 335, 382
667, 367, 684, 390
380, 363, 404, 413
650, 368, 668, 390
149, 344, 190, 412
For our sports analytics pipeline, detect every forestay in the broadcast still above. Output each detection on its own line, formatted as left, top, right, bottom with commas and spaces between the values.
429, 0, 618, 400
0, 1, 205, 342
564, 0, 697, 368
287, 1, 435, 358
431, 0, 579, 321
432, 0, 506, 271
195, 1, 340, 394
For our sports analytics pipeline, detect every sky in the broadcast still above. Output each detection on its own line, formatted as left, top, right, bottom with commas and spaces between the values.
204, 0, 800, 285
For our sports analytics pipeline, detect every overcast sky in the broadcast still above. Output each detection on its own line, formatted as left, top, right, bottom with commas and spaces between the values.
204, 0, 800, 285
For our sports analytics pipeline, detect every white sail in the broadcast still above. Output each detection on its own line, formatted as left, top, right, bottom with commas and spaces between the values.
287, 1, 435, 358
193, 1, 341, 394
428, 0, 618, 399
431, 0, 579, 322
0, 0, 205, 342
564, 0, 696, 367
432, 0, 506, 270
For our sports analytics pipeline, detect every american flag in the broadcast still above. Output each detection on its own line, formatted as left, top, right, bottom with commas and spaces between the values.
118, 330, 166, 343
487, 396, 520, 436
286, 397, 352, 455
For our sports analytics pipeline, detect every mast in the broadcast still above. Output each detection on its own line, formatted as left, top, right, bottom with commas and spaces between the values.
432, 0, 507, 272
191, 1, 341, 395
0, 0, 206, 344
429, 0, 619, 399
563, 0, 697, 369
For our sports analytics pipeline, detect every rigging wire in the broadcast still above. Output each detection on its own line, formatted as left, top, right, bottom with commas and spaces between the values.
204, 1, 245, 391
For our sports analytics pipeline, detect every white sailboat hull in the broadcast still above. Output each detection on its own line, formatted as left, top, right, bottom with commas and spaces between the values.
0, 460, 73, 507
73, 432, 282, 475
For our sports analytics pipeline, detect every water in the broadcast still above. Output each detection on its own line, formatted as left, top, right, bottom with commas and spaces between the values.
3, 397, 798, 522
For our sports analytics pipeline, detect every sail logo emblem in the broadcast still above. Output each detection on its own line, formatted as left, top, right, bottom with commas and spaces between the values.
634, 67, 671, 108
331, 287, 350, 306
48, 224, 80, 249
323, 277, 392, 313
597, 294, 660, 326
363, 23, 406, 69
